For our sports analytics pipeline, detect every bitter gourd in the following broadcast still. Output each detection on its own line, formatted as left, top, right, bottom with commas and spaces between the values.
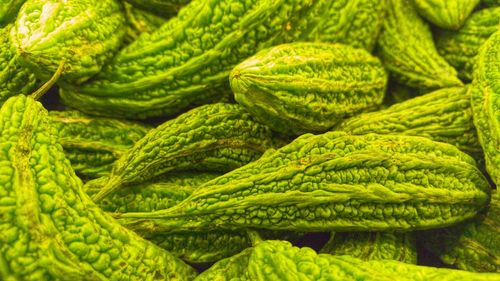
377, 0, 463, 90
320, 232, 417, 263
436, 7, 500, 81
92, 103, 284, 202
116, 132, 491, 233
230, 42, 387, 135
470, 28, 500, 186
11, 0, 127, 84
336, 86, 482, 159
195, 239, 500, 281
413, 0, 480, 30
421, 191, 499, 272
59, 0, 355, 119
124, 0, 191, 17
0, 94, 197, 280
0, 0, 25, 26
123, 2, 168, 44
0, 23, 37, 105
49, 110, 151, 179
301, 0, 386, 51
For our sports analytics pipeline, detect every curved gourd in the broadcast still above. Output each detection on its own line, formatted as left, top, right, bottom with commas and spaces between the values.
413, 0, 480, 30
11, 0, 126, 84
0, 23, 37, 105
470, 29, 500, 186
336, 86, 482, 159
230, 42, 387, 135
58, 0, 360, 119
92, 103, 284, 202
49, 110, 151, 179
320, 232, 417, 263
0, 0, 25, 26
123, 3, 168, 44
0, 95, 197, 280
436, 7, 500, 81
116, 132, 491, 233
377, 0, 463, 91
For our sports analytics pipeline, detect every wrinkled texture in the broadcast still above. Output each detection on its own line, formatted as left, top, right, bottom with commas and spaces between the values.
0, 0, 26, 26
436, 7, 500, 81
12, 0, 126, 83
116, 132, 491, 233
302, 0, 386, 51
470, 28, 500, 186
0, 24, 37, 105
422, 191, 499, 272
123, 2, 168, 44
59, 0, 363, 119
377, 0, 463, 91
49, 110, 151, 179
92, 103, 284, 202
336, 86, 482, 159
0, 95, 197, 280
124, 0, 191, 17
231, 42, 387, 135
413, 0, 480, 30
320, 232, 417, 263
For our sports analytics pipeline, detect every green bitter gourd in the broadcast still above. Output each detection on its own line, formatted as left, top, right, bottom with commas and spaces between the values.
123, 2, 168, 44
413, 0, 480, 30
0, 0, 25, 26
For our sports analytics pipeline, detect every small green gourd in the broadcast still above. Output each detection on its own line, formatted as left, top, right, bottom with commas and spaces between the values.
413, 0, 480, 30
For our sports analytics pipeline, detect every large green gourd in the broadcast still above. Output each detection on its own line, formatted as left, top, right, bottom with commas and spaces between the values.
470, 29, 500, 186
123, 3, 168, 44
336, 86, 481, 158
302, 0, 386, 51
230, 42, 387, 136
0, 95, 197, 280
0, 23, 37, 105
124, 0, 191, 17
11, 0, 126, 84
421, 191, 499, 272
49, 110, 151, 179
0, 0, 25, 26
92, 103, 284, 202
116, 132, 491, 233
413, 0, 480, 30
195, 240, 500, 281
59, 0, 357, 119
320, 232, 417, 263
436, 7, 500, 81
377, 0, 463, 91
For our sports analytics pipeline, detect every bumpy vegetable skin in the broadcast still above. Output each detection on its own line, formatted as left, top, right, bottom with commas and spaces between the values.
92, 103, 284, 202
123, 2, 168, 44
321, 232, 417, 263
59, 0, 354, 119
231, 42, 387, 135
0, 0, 25, 26
12, 0, 126, 83
336, 86, 482, 158
436, 7, 500, 81
116, 132, 491, 233
470, 29, 500, 186
413, 0, 480, 30
377, 0, 463, 90
0, 95, 197, 280
49, 110, 151, 179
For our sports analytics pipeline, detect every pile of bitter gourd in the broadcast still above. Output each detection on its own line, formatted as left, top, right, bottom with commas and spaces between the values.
0, 0, 499, 280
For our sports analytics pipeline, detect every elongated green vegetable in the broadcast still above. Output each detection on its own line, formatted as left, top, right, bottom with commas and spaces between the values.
123, 3, 168, 44
115, 132, 491, 233
413, 0, 480, 30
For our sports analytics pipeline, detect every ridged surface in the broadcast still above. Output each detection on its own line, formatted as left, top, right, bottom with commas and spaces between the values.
49, 110, 151, 179
336, 86, 482, 158
377, 0, 463, 91
117, 132, 491, 233
123, 3, 168, 44
422, 191, 499, 272
12, 0, 126, 83
196, 240, 500, 280
231, 42, 387, 135
320, 232, 417, 263
124, 0, 191, 16
0, 0, 26, 26
470, 29, 500, 186
436, 7, 500, 81
0, 95, 196, 280
92, 103, 284, 202
302, 0, 386, 51
413, 0, 480, 30
0, 24, 37, 105
59, 0, 351, 119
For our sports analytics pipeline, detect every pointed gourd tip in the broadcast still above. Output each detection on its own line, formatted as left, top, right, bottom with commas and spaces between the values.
91, 176, 122, 203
